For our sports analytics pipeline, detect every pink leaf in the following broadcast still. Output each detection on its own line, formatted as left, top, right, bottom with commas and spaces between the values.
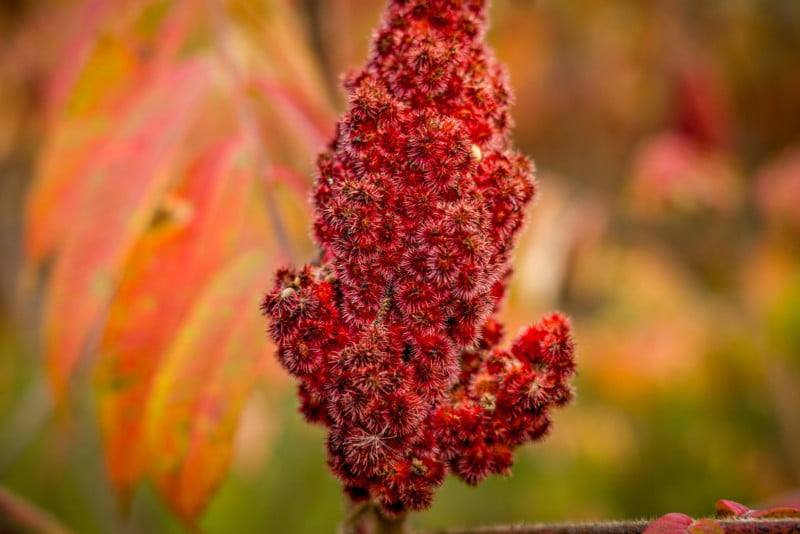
645, 514, 694, 534
746, 507, 800, 520
716, 500, 751, 519
646, 514, 723, 534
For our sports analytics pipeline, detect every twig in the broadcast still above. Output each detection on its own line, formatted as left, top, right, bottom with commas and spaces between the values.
425, 518, 800, 534
426, 521, 649, 534
338, 501, 374, 534
338, 501, 410, 534
374, 510, 408, 534
0, 485, 73, 534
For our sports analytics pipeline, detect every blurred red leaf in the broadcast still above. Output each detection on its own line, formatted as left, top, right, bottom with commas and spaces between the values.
143, 249, 273, 523
628, 132, 741, 217
671, 56, 732, 151
31, 59, 211, 399
94, 138, 252, 505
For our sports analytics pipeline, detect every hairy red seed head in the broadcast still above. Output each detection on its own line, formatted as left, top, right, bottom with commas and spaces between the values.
262, 0, 577, 515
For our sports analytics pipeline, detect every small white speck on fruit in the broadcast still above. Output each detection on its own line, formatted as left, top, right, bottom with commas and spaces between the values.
470, 144, 483, 163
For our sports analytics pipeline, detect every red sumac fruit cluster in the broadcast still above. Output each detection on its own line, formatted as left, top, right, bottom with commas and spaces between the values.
262, 0, 576, 515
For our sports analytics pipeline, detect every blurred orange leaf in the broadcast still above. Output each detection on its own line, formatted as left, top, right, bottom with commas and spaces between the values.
23, 0, 317, 523
144, 249, 273, 523
28, 1, 195, 262
26, 36, 141, 263
32, 59, 211, 399
94, 138, 252, 505
43, 0, 122, 120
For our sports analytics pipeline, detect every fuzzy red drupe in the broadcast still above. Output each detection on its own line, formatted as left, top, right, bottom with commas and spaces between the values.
262, 0, 577, 516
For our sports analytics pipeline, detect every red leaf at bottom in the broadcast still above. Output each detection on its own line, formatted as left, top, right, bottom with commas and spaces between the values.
645, 514, 723, 534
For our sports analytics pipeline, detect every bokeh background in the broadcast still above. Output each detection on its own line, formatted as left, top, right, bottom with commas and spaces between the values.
2, 0, 799, 532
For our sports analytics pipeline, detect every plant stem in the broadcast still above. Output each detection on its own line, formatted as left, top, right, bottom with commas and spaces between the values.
339, 501, 373, 534
374, 510, 409, 534
0, 485, 73, 534
426, 518, 800, 534
340, 502, 410, 534
427, 521, 650, 534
